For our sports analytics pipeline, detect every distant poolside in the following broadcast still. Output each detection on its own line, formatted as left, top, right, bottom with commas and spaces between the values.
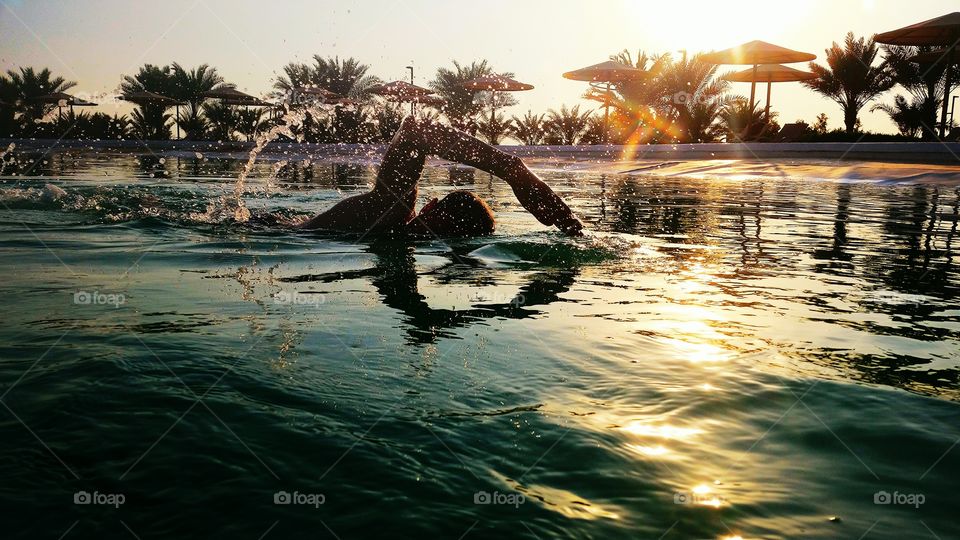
4, 138, 960, 185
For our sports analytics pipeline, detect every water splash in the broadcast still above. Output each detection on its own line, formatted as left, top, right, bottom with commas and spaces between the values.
0, 143, 15, 176
229, 100, 358, 221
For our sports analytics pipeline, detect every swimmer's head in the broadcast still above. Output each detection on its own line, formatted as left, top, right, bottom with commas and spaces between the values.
406, 190, 495, 237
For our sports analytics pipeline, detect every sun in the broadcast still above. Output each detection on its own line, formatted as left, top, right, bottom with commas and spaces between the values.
624, 0, 815, 55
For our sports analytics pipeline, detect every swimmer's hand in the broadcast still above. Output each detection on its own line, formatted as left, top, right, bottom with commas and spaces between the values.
556, 214, 584, 236
506, 174, 583, 236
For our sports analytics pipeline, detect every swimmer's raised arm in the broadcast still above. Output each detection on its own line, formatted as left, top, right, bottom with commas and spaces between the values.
301, 117, 583, 236
410, 119, 583, 236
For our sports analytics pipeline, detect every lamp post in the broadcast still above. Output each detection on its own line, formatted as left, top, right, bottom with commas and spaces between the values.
166, 66, 181, 139
406, 65, 415, 116
952, 95, 958, 127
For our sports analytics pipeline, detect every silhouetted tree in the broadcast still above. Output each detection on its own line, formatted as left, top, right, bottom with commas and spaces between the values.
509, 110, 546, 145
429, 60, 516, 132
170, 63, 224, 140
803, 33, 894, 134
121, 64, 177, 139
879, 45, 960, 139
273, 56, 380, 99
544, 104, 592, 145
0, 67, 76, 136
476, 111, 512, 144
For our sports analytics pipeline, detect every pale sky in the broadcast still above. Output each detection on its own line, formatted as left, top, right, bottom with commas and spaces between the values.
1, 0, 956, 134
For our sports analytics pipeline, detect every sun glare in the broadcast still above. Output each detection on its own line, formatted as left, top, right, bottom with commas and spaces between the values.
625, 0, 815, 54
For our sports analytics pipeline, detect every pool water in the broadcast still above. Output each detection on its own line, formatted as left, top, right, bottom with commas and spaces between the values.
1, 149, 959, 539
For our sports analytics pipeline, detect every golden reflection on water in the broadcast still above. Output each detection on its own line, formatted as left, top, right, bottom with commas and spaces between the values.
491, 471, 622, 521
625, 443, 670, 457
619, 422, 703, 440
691, 484, 726, 508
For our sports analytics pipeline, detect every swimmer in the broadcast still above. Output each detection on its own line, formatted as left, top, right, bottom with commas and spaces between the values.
300, 117, 583, 237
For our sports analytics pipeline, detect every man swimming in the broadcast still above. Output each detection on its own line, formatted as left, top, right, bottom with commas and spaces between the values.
300, 117, 583, 237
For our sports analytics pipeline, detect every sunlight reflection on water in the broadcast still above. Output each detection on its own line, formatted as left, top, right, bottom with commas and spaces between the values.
0, 149, 959, 538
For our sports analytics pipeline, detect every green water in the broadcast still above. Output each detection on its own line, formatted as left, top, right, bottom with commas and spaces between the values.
1, 150, 958, 539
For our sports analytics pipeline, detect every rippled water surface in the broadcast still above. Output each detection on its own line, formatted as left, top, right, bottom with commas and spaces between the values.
1, 150, 959, 539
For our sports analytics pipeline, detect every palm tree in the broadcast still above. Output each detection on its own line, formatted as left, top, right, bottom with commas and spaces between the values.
0, 73, 16, 137
429, 60, 517, 131
719, 97, 777, 141
203, 101, 239, 141
657, 53, 729, 142
235, 107, 266, 142
2, 67, 76, 135
372, 102, 405, 141
273, 56, 380, 99
544, 105, 592, 145
476, 111, 512, 145
601, 50, 707, 144
171, 63, 224, 140
312, 56, 380, 97
802, 32, 894, 134
331, 105, 377, 144
871, 95, 924, 138
88, 112, 130, 140
273, 62, 313, 96
580, 116, 608, 145
121, 64, 178, 139
880, 45, 960, 140
509, 111, 546, 145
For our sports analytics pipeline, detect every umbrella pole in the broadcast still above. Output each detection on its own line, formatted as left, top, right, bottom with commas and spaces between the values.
176, 105, 180, 139
604, 82, 611, 144
749, 64, 758, 112
490, 90, 497, 145
939, 42, 956, 138
765, 81, 772, 119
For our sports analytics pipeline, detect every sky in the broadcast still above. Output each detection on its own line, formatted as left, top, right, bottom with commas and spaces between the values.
1, 0, 957, 134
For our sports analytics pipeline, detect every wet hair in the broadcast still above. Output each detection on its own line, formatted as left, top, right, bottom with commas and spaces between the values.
420, 190, 495, 237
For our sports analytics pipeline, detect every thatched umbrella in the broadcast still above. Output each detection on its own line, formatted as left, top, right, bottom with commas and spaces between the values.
220, 97, 274, 107
723, 64, 816, 118
910, 48, 960, 64
701, 41, 816, 113
202, 86, 262, 103
462, 75, 534, 133
563, 60, 647, 142
369, 81, 434, 115
202, 87, 268, 142
27, 92, 97, 121
121, 90, 186, 138
412, 95, 446, 108
878, 12, 960, 137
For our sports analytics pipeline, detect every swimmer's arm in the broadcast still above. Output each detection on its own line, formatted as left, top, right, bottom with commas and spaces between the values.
498, 164, 583, 236
413, 120, 583, 235
299, 191, 414, 231
299, 193, 372, 230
